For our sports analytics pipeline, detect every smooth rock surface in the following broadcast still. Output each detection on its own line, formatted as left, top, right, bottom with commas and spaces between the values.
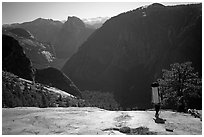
2, 107, 202, 135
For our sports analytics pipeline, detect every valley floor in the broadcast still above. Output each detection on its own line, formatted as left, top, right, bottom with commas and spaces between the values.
2, 107, 202, 135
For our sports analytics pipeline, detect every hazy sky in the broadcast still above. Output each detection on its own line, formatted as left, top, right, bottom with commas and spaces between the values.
2, 2, 195, 24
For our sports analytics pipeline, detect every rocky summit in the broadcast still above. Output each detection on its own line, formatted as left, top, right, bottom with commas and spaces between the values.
54, 16, 95, 59
62, 4, 202, 109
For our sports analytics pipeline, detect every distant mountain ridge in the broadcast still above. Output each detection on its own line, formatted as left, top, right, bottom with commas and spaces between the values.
62, 3, 202, 109
6, 18, 63, 44
3, 16, 101, 60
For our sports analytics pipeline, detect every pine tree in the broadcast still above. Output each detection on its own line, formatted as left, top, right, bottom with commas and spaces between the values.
158, 62, 202, 112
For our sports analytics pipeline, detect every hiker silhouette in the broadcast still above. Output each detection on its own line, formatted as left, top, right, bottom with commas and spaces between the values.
151, 81, 162, 118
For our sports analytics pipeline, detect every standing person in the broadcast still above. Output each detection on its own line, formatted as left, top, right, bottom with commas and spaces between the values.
151, 81, 161, 118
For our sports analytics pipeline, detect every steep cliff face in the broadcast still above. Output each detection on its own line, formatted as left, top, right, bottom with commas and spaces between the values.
3, 27, 56, 69
2, 35, 33, 80
54, 16, 95, 59
62, 4, 202, 108
35, 67, 82, 98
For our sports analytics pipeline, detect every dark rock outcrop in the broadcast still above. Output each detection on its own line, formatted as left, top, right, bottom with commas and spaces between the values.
62, 4, 202, 109
35, 67, 82, 98
2, 34, 33, 80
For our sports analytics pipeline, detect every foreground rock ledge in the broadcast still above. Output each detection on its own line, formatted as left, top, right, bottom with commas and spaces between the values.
2, 107, 202, 135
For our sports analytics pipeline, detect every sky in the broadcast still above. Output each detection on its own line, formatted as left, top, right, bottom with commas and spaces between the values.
2, 2, 198, 24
